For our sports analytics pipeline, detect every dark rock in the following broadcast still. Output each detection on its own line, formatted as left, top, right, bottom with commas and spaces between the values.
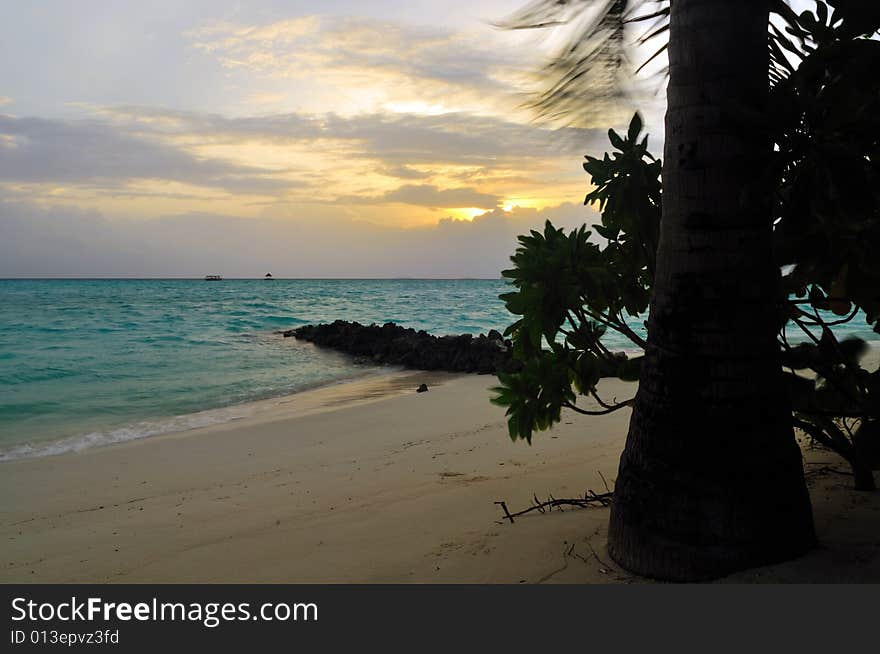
416, 383, 429, 393
288, 320, 521, 375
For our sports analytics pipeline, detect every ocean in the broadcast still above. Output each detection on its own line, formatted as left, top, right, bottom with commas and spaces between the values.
1, 278, 876, 461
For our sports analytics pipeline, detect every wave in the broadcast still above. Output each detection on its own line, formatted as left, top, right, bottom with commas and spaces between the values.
0, 366, 391, 462
0, 404, 256, 462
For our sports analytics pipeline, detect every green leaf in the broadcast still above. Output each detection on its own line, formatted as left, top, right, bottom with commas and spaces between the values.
627, 113, 642, 142
608, 129, 625, 151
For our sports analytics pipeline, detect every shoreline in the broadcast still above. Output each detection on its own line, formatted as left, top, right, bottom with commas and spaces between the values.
2, 372, 878, 583
0, 366, 435, 463
7, 337, 868, 463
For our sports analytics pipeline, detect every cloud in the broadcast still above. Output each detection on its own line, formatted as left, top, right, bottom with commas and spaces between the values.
0, 106, 607, 219
380, 165, 432, 180
98, 105, 317, 141
0, 0, 664, 250
0, 115, 295, 195
0, 97, 11, 106
324, 112, 599, 166
381, 184, 499, 209
0, 14, 621, 227
186, 15, 525, 116
99, 105, 604, 167
0, 196, 598, 278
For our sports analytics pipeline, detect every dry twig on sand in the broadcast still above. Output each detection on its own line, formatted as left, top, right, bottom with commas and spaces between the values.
494, 489, 613, 524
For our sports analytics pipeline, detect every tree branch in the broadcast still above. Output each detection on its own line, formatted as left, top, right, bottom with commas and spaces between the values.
563, 398, 632, 415
494, 489, 613, 524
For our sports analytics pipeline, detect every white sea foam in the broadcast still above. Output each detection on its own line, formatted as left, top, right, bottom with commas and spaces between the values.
0, 404, 258, 462
0, 366, 395, 462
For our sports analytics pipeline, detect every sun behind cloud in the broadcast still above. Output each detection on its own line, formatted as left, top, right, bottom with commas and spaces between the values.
0, 2, 627, 274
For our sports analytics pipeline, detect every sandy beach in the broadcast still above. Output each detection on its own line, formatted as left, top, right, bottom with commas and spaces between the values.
2, 371, 878, 584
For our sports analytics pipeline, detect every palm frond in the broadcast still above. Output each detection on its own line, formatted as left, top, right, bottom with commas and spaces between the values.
498, 1, 667, 128
500, 1, 843, 128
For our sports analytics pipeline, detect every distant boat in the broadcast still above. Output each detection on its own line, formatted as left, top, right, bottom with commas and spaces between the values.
204, 274, 223, 281
264, 273, 274, 280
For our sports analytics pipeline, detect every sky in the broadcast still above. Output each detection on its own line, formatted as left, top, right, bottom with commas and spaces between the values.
0, 0, 663, 277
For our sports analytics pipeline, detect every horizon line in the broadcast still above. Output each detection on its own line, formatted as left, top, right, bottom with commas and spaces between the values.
0, 276, 506, 281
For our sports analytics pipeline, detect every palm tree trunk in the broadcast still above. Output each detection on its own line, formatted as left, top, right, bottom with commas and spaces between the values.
607, 0, 816, 580
851, 461, 876, 492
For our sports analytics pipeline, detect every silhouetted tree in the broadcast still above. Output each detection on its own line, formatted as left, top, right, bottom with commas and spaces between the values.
770, 1, 880, 491
495, 0, 880, 579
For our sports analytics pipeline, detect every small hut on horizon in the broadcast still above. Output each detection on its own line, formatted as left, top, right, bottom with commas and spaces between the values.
264, 272, 274, 280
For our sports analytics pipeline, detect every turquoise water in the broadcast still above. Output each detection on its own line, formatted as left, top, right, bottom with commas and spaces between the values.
0, 279, 516, 459
1, 279, 876, 460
